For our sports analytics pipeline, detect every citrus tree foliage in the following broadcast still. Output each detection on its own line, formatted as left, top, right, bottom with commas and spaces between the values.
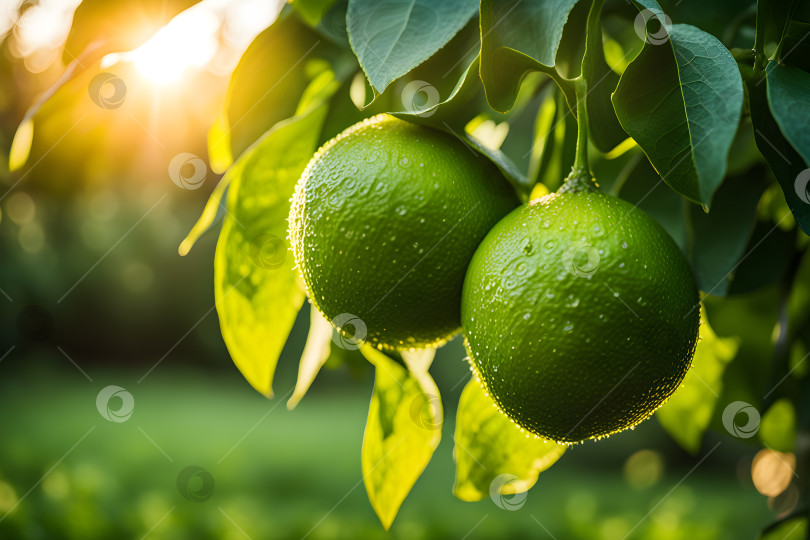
13, 0, 810, 532
189, 0, 810, 530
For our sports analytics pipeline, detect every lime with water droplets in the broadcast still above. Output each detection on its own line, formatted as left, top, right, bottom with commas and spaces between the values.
289, 114, 519, 350
461, 186, 699, 443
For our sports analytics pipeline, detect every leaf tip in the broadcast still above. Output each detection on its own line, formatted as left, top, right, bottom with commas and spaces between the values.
178, 239, 192, 257
9, 118, 34, 172
286, 394, 302, 410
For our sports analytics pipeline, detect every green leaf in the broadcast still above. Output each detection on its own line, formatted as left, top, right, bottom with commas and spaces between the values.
528, 85, 558, 185
759, 516, 807, 540
727, 217, 795, 295
215, 96, 332, 397
778, 21, 810, 72
657, 315, 738, 454
453, 378, 566, 502
747, 68, 810, 235
463, 132, 532, 200
479, 0, 579, 112
686, 168, 768, 295
207, 111, 233, 174
583, 11, 626, 153
616, 156, 687, 249
767, 62, 810, 168
224, 11, 342, 158
9, 41, 107, 172
346, 0, 478, 93
63, 0, 197, 60
178, 174, 231, 256
287, 308, 334, 409
759, 397, 796, 452
612, 23, 744, 206
391, 56, 481, 125
291, 0, 339, 27
533, 88, 578, 192
360, 346, 441, 530
9, 119, 33, 173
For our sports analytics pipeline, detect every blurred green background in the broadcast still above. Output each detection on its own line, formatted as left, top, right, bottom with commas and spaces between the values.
0, 0, 785, 538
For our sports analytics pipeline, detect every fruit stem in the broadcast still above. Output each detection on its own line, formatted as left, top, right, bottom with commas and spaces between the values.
753, 2, 766, 72
561, 0, 605, 193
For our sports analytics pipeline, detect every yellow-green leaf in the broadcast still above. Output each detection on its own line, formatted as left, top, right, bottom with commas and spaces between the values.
287, 308, 333, 410
9, 119, 34, 172
360, 345, 441, 530
215, 103, 329, 397
759, 398, 796, 453
178, 173, 231, 256
657, 316, 739, 454
453, 377, 565, 502
207, 111, 234, 174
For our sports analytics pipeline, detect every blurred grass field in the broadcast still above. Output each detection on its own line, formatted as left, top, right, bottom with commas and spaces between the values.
0, 348, 773, 540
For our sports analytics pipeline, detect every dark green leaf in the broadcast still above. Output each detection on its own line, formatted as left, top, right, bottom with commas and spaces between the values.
616, 157, 687, 249
453, 378, 565, 502
778, 21, 810, 71
612, 24, 744, 206
479, 0, 579, 112
463, 132, 532, 200
727, 217, 795, 295
748, 68, 810, 235
360, 346, 441, 530
214, 89, 333, 396
346, 0, 478, 93
686, 168, 768, 295
391, 56, 481, 126
583, 17, 626, 153
657, 315, 738, 454
658, 0, 756, 45
767, 62, 810, 167
759, 516, 807, 539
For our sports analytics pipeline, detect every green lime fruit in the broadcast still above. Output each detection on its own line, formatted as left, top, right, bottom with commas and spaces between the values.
289, 114, 519, 350
461, 186, 699, 443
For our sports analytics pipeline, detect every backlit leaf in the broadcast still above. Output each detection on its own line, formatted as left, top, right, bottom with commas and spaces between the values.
453, 377, 566, 502
215, 92, 332, 396
360, 345, 441, 530
287, 308, 334, 409
657, 316, 739, 454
